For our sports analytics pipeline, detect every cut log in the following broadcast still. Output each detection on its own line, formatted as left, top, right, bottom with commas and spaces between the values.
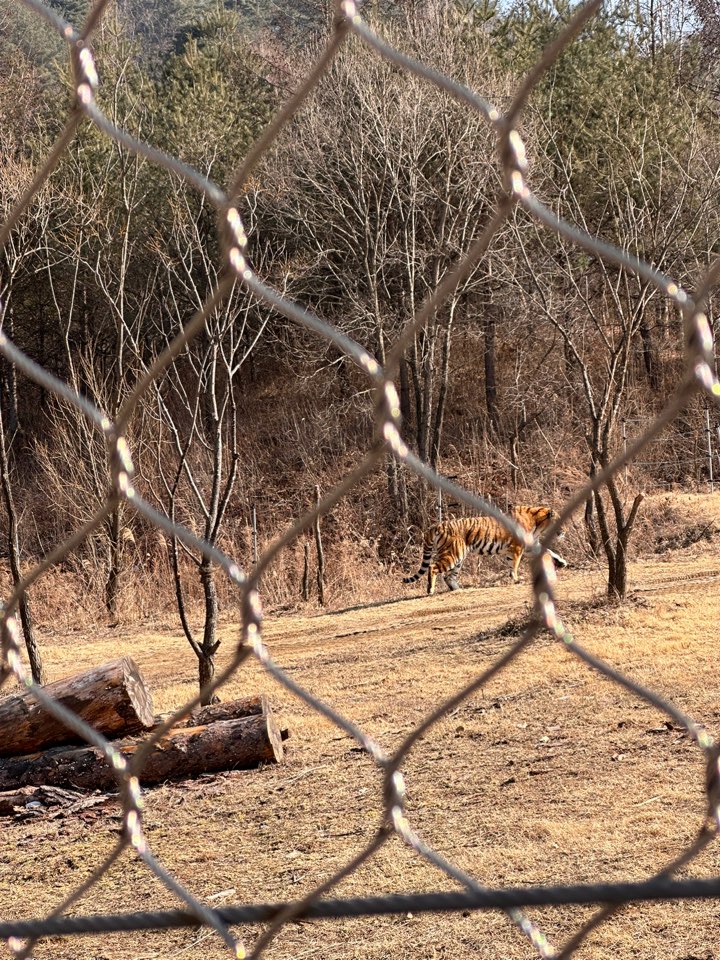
154, 694, 270, 730
0, 657, 154, 758
0, 714, 284, 792
189, 694, 269, 726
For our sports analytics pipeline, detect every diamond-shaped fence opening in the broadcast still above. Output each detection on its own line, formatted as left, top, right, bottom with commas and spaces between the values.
0, 1, 719, 959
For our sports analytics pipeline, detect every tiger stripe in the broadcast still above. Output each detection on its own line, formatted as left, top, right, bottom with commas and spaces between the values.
402, 505, 566, 595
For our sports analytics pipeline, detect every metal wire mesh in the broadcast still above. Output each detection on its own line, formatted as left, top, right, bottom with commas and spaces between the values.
623, 412, 720, 488
1, 1, 720, 958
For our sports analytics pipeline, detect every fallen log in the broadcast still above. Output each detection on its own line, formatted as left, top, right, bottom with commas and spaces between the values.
154, 694, 269, 730
0, 658, 154, 758
0, 784, 82, 816
0, 714, 284, 792
187, 697, 289, 741
189, 694, 268, 726
0, 785, 39, 815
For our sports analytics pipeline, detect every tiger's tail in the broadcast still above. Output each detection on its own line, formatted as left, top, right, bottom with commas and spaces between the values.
403, 532, 435, 584
547, 548, 568, 569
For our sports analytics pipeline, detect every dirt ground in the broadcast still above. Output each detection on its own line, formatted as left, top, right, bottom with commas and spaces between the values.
2, 494, 720, 960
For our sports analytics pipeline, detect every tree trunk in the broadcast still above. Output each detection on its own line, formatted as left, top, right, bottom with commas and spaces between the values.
393, 361, 412, 521
583, 458, 602, 559
198, 557, 220, 705
399, 358, 412, 425
1, 309, 19, 435
0, 406, 43, 684
607, 549, 626, 600
430, 311, 454, 471
396, 463, 409, 524
105, 507, 122, 623
301, 542, 310, 601
0, 657, 154, 757
408, 350, 422, 448
484, 313, 499, 433
386, 457, 399, 511
509, 431, 520, 491
584, 494, 601, 559
639, 313, 660, 391
314, 485, 325, 605
592, 486, 618, 596
0, 714, 285, 791
386, 458, 409, 524
198, 654, 216, 703
419, 329, 435, 464
608, 491, 645, 601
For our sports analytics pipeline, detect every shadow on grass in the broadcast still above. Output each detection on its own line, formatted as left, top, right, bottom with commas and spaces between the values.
317, 583, 504, 618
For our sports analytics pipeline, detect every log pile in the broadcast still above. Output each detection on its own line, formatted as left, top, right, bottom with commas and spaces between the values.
0, 659, 285, 807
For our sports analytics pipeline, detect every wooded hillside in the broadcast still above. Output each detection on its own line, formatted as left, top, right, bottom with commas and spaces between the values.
1, 0, 719, 631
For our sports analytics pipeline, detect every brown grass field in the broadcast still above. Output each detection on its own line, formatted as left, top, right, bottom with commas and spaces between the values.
2, 493, 720, 959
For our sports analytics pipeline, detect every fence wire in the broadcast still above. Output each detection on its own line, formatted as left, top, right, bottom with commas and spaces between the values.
1, 1, 720, 958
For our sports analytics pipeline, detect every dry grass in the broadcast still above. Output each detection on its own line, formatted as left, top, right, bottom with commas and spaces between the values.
2, 492, 720, 959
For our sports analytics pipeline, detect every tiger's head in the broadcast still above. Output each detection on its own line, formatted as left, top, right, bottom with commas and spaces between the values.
517, 506, 564, 540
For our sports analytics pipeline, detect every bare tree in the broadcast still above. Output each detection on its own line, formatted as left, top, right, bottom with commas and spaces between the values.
269, 7, 510, 521
143, 179, 269, 703
34, 24, 158, 621
0, 408, 44, 682
0, 53, 50, 680
506, 125, 719, 596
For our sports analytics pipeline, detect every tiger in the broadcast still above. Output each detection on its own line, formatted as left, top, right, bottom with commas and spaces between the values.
402, 505, 567, 595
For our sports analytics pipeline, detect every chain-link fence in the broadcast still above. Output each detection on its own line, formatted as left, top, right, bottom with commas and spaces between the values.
623, 409, 720, 490
1, 1, 720, 958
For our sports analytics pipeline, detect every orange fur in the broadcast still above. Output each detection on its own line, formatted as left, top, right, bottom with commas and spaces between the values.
402, 506, 564, 595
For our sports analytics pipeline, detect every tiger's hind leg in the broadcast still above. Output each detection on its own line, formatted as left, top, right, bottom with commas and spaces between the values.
443, 558, 464, 591
438, 541, 466, 592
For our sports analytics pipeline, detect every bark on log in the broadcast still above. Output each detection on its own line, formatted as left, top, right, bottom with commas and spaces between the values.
0, 714, 284, 791
162, 694, 269, 729
0, 658, 154, 758
189, 694, 268, 726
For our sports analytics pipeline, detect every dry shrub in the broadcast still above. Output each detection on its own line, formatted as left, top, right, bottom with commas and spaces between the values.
635, 490, 720, 556
11, 393, 720, 631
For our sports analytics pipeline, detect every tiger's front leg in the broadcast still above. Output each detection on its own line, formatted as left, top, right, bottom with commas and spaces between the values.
511, 546, 524, 583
